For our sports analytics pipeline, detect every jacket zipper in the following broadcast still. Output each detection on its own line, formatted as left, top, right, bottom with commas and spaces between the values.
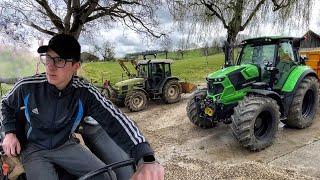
50, 91, 61, 148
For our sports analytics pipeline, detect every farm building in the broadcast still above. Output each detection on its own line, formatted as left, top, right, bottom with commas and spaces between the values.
299, 30, 320, 77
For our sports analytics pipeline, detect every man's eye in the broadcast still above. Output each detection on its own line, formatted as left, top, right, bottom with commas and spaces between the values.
55, 58, 64, 62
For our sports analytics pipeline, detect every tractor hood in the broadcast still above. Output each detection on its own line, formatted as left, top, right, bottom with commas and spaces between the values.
114, 78, 144, 88
207, 64, 258, 79
206, 64, 259, 105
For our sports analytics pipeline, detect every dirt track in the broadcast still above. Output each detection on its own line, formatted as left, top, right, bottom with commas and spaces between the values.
121, 93, 320, 180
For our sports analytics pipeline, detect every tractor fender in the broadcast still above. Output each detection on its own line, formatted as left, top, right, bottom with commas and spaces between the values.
132, 86, 149, 97
247, 89, 285, 117
159, 77, 180, 93
281, 67, 318, 93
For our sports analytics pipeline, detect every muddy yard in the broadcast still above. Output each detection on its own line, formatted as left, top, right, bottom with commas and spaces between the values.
121, 94, 320, 180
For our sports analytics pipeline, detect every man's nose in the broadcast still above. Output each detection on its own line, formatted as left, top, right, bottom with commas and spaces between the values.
46, 59, 56, 69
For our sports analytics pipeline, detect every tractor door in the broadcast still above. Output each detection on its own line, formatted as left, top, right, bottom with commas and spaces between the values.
273, 42, 296, 90
238, 43, 276, 84
150, 63, 165, 89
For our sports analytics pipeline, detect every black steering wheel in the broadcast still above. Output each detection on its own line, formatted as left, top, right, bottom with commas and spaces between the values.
78, 159, 137, 180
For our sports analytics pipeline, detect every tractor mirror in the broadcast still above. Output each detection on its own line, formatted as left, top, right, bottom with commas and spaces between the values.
300, 56, 307, 65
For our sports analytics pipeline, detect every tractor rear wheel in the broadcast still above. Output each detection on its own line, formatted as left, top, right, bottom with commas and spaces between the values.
125, 90, 147, 112
162, 80, 182, 103
186, 89, 216, 128
282, 76, 319, 128
231, 95, 280, 151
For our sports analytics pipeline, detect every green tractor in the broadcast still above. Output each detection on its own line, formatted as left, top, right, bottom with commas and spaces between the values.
187, 36, 319, 151
103, 55, 183, 112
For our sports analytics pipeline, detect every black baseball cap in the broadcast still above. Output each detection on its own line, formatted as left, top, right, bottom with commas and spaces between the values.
37, 34, 81, 61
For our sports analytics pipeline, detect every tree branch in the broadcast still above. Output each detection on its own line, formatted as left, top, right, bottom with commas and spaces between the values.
63, 0, 72, 32
200, 0, 228, 29
85, 1, 122, 23
271, 0, 292, 11
28, 22, 56, 35
241, 0, 267, 30
35, 0, 64, 31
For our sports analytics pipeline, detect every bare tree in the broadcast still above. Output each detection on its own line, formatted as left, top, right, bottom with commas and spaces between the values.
0, 0, 165, 42
167, 0, 313, 65
94, 41, 115, 61
160, 38, 172, 59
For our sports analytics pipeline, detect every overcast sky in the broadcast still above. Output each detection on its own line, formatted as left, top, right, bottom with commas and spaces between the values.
81, 2, 320, 58
23, 1, 320, 58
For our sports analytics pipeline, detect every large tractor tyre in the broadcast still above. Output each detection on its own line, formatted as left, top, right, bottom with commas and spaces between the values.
111, 91, 125, 107
113, 100, 125, 107
230, 96, 280, 151
162, 80, 182, 104
283, 76, 319, 128
186, 89, 216, 128
125, 90, 147, 112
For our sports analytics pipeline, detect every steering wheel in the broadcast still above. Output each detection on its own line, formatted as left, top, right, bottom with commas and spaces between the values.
78, 159, 137, 180
263, 60, 272, 67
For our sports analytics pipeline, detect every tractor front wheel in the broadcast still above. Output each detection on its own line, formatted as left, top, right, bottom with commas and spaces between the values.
283, 76, 319, 128
186, 89, 216, 128
162, 80, 182, 104
231, 95, 280, 151
125, 90, 147, 112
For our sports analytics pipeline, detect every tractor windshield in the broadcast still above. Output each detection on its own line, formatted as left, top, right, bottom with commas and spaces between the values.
137, 64, 148, 77
238, 44, 276, 66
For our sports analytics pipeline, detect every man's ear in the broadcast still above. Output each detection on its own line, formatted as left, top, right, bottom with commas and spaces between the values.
73, 62, 81, 72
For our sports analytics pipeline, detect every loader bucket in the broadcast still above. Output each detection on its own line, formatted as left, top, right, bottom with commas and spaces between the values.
180, 82, 198, 93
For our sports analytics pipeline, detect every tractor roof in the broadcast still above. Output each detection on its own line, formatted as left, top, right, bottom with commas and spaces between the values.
137, 59, 175, 65
242, 36, 295, 45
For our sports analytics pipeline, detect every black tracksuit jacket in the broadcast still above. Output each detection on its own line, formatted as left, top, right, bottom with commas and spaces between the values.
1, 73, 153, 160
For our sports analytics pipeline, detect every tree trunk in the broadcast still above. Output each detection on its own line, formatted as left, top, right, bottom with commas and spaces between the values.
227, 30, 238, 66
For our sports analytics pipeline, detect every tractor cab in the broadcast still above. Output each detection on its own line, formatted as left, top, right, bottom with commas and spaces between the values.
236, 37, 303, 91
136, 59, 175, 91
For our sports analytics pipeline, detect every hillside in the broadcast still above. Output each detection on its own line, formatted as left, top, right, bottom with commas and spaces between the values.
79, 49, 225, 86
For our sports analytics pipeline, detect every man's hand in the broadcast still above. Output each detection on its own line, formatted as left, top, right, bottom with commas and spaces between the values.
2, 133, 21, 157
131, 162, 164, 180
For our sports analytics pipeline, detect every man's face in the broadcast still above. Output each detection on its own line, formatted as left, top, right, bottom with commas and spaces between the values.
45, 49, 80, 90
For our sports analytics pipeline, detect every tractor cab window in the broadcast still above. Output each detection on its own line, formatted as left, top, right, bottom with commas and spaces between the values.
278, 42, 295, 63
164, 64, 171, 77
239, 44, 276, 67
273, 42, 296, 89
137, 64, 148, 77
152, 64, 163, 76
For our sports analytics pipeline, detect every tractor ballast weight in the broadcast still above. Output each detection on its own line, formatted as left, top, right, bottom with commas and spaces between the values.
187, 36, 319, 151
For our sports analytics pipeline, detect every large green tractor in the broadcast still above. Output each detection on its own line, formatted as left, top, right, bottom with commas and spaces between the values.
187, 36, 319, 151
102, 57, 183, 112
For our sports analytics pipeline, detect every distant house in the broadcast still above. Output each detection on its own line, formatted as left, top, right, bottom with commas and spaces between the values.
300, 30, 320, 50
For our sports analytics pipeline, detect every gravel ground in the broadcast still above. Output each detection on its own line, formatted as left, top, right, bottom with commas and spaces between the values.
122, 93, 320, 180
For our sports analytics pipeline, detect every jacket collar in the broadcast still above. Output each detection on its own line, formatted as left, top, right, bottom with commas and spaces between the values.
48, 76, 74, 96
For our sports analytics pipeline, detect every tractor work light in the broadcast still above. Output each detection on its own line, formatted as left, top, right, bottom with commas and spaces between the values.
207, 77, 225, 82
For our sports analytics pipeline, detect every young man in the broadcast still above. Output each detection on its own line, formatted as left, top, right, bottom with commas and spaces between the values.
1, 34, 164, 180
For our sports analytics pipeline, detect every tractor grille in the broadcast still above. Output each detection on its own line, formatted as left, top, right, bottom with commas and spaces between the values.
207, 82, 224, 95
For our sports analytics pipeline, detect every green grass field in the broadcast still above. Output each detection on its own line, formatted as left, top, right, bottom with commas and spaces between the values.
0, 48, 224, 95
0, 48, 45, 95
79, 50, 224, 85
